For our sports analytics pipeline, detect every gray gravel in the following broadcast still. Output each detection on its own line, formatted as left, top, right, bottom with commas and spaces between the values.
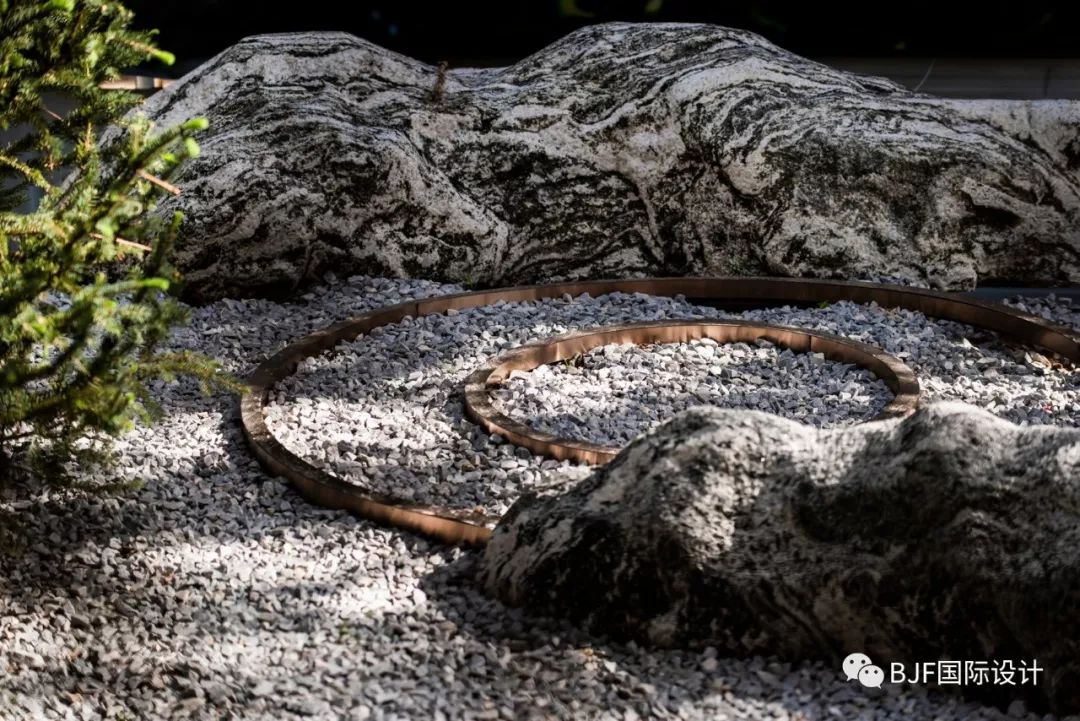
266, 288, 1079, 512
1, 274, 1077, 721
493, 339, 892, 446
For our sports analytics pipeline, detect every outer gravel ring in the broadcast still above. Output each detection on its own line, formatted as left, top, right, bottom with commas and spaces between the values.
462, 319, 922, 465
239, 277, 1080, 547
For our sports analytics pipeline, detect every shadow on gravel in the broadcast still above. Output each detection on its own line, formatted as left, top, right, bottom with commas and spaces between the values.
415, 551, 916, 721
419, 549, 1052, 719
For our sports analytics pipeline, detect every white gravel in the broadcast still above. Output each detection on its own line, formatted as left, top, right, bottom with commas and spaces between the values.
1, 274, 1077, 721
493, 338, 892, 446
265, 285, 1079, 513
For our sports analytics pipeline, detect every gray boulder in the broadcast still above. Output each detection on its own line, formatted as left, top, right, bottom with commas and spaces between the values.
480, 403, 1080, 713
142, 24, 1080, 302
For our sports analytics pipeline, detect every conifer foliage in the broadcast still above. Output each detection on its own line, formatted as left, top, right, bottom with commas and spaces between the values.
0, 0, 226, 487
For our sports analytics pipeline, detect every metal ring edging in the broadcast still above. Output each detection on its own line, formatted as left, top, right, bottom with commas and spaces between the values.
462, 319, 922, 465
239, 277, 1080, 547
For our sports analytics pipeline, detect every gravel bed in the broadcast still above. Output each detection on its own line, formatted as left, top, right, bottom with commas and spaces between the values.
265, 287, 1078, 513
493, 339, 893, 446
0, 275, 1076, 721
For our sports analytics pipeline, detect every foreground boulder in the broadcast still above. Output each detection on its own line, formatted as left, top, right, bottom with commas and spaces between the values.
480, 403, 1080, 713
141, 24, 1080, 302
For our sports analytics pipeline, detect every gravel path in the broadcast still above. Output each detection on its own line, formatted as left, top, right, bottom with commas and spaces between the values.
1, 275, 1076, 721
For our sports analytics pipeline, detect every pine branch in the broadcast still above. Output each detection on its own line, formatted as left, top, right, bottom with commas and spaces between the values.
0, 0, 232, 499
136, 169, 180, 196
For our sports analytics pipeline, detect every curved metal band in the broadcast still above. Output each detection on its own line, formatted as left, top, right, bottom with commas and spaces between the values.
462, 320, 922, 465
239, 277, 1080, 546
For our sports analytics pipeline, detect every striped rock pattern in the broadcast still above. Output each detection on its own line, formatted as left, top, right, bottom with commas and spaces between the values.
142, 24, 1080, 302
480, 403, 1080, 714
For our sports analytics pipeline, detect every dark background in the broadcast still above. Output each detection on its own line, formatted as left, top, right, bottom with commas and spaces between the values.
126, 0, 1080, 74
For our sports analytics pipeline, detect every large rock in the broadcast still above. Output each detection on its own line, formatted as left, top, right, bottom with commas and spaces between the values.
142, 24, 1080, 302
480, 403, 1080, 713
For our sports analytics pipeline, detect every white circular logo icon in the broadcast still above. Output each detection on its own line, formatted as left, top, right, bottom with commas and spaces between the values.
842, 652, 872, 681
858, 664, 885, 689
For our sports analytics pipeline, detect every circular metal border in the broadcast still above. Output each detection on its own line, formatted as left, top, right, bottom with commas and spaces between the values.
462, 319, 922, 465
239, 277, 1080, 546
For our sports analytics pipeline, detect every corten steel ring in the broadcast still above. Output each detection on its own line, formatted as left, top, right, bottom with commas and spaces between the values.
462, 320, 922, 465
239, 277, 1080, 547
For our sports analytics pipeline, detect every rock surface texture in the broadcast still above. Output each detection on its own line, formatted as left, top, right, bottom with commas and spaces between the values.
480, 403, 1080, 714
143, 24, 1080, 302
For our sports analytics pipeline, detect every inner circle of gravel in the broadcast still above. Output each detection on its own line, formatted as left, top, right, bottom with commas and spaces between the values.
264, 289, 1079, 516
3, 275, 1077, 721
491, 337, 893, 446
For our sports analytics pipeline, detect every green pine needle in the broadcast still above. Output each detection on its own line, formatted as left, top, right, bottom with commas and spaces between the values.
0, 0, 232, 499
